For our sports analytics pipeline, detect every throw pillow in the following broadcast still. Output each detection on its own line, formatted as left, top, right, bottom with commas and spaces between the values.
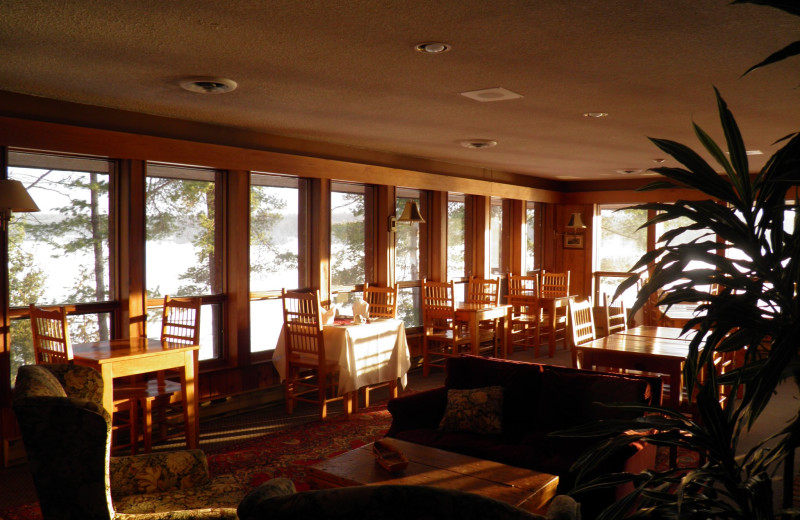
437, 386, 503, 434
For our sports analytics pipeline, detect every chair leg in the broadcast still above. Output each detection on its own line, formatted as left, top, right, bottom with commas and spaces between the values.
142, 397, 153, 453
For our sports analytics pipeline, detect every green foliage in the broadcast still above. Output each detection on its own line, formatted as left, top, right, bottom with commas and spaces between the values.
330, 192, 365, 288
733, 1, 800, 75
573, 89, 800, 518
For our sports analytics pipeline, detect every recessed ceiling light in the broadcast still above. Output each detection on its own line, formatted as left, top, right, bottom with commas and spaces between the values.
180, 77, 238, 94
415, 42, 451, 54
460, 87, 523, 102
460, 139, 497, 149
615, 169, 643, 175
746, 150, 763, 156
583, 112, 609, 118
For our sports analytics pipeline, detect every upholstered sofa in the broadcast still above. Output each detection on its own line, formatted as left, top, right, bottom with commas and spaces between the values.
386, 355, 661, 519
238, 479, 581, 520
12, 363, 264, 520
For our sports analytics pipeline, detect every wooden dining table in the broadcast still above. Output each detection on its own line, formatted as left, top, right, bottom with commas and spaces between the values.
455, 302, 512, 358
572, 326, 692, 410
273, 317, 411, 396
72, 337, 201, 449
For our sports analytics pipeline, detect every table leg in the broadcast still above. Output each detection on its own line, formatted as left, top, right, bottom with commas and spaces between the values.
549, 300, 557, 357
181, 350, 200, 449
100, 364, 114, 415
471, 315, 480, 355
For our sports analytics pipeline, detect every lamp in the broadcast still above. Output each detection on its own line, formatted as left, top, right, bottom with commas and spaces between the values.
566, 212, 586, 229
389, 201, 425, 232
0, 179, 40, 231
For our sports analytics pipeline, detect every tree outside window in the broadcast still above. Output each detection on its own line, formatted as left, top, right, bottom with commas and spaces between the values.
447, 193, 465, 282
490, 197, 503, 275
330, 182, 366, 313
7, 150, 112, 384
250, 173, 300, 353
145, 163, 219, 360
596, 205, 648, 306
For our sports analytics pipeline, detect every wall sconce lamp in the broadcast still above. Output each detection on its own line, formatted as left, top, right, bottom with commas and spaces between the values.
389, 201, 425, 232
566, 212, 587, 230
0, 179, 40, 231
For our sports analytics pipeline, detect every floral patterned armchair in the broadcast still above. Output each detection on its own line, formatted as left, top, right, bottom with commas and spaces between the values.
12, 363, 276, 520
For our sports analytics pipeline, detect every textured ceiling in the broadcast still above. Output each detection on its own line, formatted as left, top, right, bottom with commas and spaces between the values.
1, 0, 798, 181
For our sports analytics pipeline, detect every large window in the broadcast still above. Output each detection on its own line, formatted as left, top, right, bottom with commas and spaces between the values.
447, 193, 466, 282
7, 150, 113, 382
330, 182, 366, 313
490, 197, 503, 275
250, 173, 300, 353
595, 205, 648, 306
145, 163, 220, 360
525, 201, 540, 274
395, 188, 422, 327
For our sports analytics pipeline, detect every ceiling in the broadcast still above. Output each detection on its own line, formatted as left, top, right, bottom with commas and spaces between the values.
1, 0, 798, 182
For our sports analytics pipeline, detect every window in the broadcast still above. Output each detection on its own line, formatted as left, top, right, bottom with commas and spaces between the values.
525, 201, 540, 274
595, 205, 648, 306
490, 197, 504, 275
7, 150, 113, 383
447, 193, 466, 281
250, 173, 300, 353
145, 163, 220, 360
330, 182, 366, 313
395, 188, 422, 327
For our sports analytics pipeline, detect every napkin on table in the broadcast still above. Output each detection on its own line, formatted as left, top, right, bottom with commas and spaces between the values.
352, 299, 370, 322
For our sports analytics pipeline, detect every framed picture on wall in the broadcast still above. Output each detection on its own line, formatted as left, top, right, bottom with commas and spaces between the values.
564, 234, 584, 249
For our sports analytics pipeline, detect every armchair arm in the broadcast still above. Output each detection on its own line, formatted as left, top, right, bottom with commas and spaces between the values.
110, 449, 211, 500
386, 386, 448, 437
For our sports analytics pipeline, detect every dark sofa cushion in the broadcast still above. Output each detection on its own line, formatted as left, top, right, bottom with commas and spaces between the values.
444, 356, 543, 432
438, 386, 504, 434
537, 367, 652, 431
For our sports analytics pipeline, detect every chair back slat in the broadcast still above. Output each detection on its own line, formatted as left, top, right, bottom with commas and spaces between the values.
161, 295, 202, 345
569, 298, 596, 348
282, 289, 326, 364
508, 274, 538, 298
604, 293, 628, 335
30, 305, 73, 364
421, 279, 458, 331
363, 283, 398, 318
540, 271, 570, 298
466, 277, 500, 305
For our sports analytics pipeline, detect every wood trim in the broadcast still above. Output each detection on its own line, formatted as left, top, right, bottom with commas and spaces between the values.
0, 146, 9, 408
371, 185, 395, 287
0, 116, 563, 204
426, 191, 448, 282
308, 178, 331, 301
120, 159, 147, 338
225, 170, 250, 366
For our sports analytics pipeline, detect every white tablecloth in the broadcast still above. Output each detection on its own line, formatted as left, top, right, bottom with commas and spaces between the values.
272, 318, 411, 395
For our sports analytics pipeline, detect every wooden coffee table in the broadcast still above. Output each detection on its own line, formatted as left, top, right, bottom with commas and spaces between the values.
308, 438, 559, 514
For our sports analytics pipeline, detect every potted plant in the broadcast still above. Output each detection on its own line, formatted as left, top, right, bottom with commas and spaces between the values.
560, 90, 800, 520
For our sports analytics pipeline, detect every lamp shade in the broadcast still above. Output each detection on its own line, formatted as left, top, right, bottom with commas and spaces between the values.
566, 212, 586, 229
0, 180, 40, 213
397, 201, 425, 224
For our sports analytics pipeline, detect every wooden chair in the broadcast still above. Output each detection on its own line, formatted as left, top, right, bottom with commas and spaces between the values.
466, 276, 501, 354
363, 283, 398, 318
29, 305, 73, 364
28, 305, 140, 454
568, 298, 596, 367
359, 283, 399, 407
593, 293, 628, 338
508, 273, 539, 298
539, 271, 571, 353
507, 294, 543, 355
421, 279, 473, 376
282, 288, 352, 420
139, 295, 201, 450
540, 271, 570, 299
